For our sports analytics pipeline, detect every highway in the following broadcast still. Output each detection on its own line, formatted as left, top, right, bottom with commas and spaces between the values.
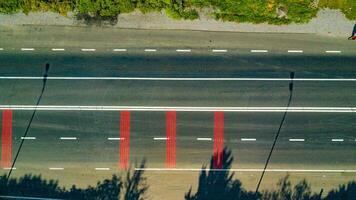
1, 26, 356, 199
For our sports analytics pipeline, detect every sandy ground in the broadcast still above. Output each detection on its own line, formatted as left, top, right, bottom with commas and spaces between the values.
0, 9, 355, 37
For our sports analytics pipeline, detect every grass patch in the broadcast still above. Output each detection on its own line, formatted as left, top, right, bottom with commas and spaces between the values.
319, 0, 356, 20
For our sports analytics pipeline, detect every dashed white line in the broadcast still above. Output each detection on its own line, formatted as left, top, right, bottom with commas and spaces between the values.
0, 48, 4, 51
197, 137, 212, 141
287, 50, 303, 53
212, 49, 227, 53
325, 50, 341, 53
136, 168, 356, 173
21, 48, 35, 51
289, 139, 305, 142
49, 167, 64, 170
176, 49, 191, 52
81, 48, 96, 52
21, 137, 36, 140
60, 137, 77, 140
52, 48, 65, 51
144, 49, 157, 52
108, 137, 124, 140
154, 137, 168, 140
241, 138, 256, 141
95, 168, 110, 171
251, 50, 268, 53
3, 167, 16, 170
113, 49, 127, 52
332, 139, 344, 142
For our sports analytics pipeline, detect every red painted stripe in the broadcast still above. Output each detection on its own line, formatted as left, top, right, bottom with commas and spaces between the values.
1, 110, 12, 168
213, 111, 224, 169
119, 111, 130, 170
166, 111, 176, 168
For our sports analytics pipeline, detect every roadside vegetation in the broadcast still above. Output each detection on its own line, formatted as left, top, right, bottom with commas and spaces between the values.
0, 0, 355, 25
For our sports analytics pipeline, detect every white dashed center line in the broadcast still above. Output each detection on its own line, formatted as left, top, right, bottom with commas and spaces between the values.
176, 49, 191, 52
332, 139, 344, 142
49, 167, 64, 170
241, 138, 257, 141
108, 137, 124, 140
21, 48, 35, 51
212, 49, 227, 53
289, 139, 305, 142
52, 48, 65, 51
0, 48, 4, 51
251, 50, 268, 53
326, 50, 341, 53
60, 137, 77, 140
287, 50, 303, 53
113, 49, 127, 52
21, 137, 36, 140
197, 137, 212, 141
154, 137, 168, 140
81, 48, 96, 52
3, 167, 16, 170
144, 49, 157, 52
95, 168, 110, 171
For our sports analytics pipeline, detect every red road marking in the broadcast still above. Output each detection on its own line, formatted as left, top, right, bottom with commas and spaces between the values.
1, 110, 12, 168
213, 111, 224, 169
119, 111, 130, 170
166, 111, 176, 168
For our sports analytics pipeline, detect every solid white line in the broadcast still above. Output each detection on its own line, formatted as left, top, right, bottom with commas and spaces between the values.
1, 76, 356, 82
251, 50, 268, 53
289, 139, 305, 142
176, 49, 191, 52
21, 48, 35, 51
95, 168, 110, 171
49, 167, 64, 170
288, 50, 303, 53
144, 49, 157, 52
3, 167, 16, 170
113, 49, 127, 52
212, 49, 227, 53
332, 139, 344, 142
241, 138, 256, 141
60, 137, 77, 140
21, 137, 36, 140
1, 106, 356, 113
135, 168, 356, 173
52, 48, 65, 51
108, 137, 124, 140
326, 50, 341, 53
197, 137, 212, 141
81, 49, 96, 52
154, 137, 168, 140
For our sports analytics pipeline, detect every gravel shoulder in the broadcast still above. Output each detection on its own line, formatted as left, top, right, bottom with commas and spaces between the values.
0, 9, 354, 37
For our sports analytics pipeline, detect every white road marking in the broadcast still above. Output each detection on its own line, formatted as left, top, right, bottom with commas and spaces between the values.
81, 48, 96, 52
21, 48, 35, 51
95, 168, 110, 171
326, 50, 341, 53
21, 137, 36, 140
108, 137, 124, 140
197, 137, 212, 141
144, 49, 157, 52
241, 138, 256, 141
52, 48, 65, 51
49, 167, 64, 170
0, 48, 4, 51
251, 50, 268, 53
287, 50, 303, 53
212, 49, 227, 53
176, 49, 191, 52
2, 76, 356, 82
154, 137, 168, 140
135, 168, 356, 173
3, 167, 16, 170
1, 106, 356, 113
289, 139, 305, 142
113, 49, 127, 52
332, 139, 344, 142
60, 137, 77, 140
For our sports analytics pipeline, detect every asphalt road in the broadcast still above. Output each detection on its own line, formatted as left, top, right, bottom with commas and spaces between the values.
1, 26, 356, 198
